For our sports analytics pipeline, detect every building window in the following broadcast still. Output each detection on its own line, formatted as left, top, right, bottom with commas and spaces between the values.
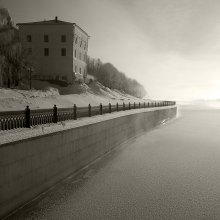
44, 35, 49, 42
80, 68, 81, 74
75, 65, 77, 72
44, 48, 49, 56
79, 52, 81, 60
75, 36, 78, 44
62, 76, 67, 81
27, 35, 32, 42
61, 48, 66, 56
84, 43, 86, 50
75, 49, 77, 58
28, 48, 32, 55
61, 35, 66, 42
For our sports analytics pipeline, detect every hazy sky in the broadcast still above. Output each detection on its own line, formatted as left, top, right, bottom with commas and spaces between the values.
1, 0, 220, 100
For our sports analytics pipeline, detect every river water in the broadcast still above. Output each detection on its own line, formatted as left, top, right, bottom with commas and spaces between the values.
8, 106, 220, 219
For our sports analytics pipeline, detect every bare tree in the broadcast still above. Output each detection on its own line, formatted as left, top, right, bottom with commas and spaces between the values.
88, 59, 147, 98
0, 7, 32, 88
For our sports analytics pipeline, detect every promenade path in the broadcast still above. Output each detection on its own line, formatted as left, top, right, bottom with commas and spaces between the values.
7, 107, 220, 220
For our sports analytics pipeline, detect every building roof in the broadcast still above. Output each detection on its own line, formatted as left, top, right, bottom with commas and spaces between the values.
17, 17, 89, 37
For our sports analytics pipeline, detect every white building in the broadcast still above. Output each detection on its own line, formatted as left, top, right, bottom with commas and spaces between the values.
17, 16, 89, 84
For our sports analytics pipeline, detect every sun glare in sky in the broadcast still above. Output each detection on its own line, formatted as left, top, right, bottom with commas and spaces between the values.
1, 0, 220, 101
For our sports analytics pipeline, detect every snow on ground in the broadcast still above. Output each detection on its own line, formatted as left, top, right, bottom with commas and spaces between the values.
0, 81, 148, 111
0, 106, 174, 146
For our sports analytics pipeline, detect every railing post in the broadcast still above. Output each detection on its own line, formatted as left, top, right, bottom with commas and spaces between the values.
116, 103, 119, 112
73, 104, 77, 120
139, 102, 141, 108
100, 103, 103, 115
148, 102, 149, 108
88, 104, 91, 117
116, 103, 118, 112
144, 102, 145, 108
109, 103, 111, 113
123, 102, 125, 111
52, 105, 58, 123
25, 105, 31, 128
134, 102, 136, 109
129, 102, 131, 110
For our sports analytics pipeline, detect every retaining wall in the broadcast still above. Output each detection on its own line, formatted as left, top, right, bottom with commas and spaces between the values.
0, 106, 177, 218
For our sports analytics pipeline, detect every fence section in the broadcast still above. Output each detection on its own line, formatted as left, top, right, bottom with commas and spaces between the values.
0, 101, 176, 131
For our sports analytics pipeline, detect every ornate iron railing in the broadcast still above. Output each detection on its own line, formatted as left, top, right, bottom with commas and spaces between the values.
0, 101, 176, 131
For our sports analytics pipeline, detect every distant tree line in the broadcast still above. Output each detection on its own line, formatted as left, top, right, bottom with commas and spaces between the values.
87, 57, 147, 98
0, 7, 31, 88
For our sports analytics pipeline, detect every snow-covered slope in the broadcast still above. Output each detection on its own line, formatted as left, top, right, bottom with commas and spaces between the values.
0, 81, 148, 111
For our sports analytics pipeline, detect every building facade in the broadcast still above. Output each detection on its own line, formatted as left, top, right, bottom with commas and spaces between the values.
17, 17, 89, 84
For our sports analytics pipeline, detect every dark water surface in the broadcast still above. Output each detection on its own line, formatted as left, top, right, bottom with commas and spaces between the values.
7, 108, 220, 219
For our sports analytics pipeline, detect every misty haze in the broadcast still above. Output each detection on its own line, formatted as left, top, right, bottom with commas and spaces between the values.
1, 0, 220, 220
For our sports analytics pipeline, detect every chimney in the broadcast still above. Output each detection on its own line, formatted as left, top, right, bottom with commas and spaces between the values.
55, 16, 58, 22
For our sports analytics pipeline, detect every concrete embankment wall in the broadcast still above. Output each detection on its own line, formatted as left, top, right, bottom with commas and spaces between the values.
0, 106, 177, 218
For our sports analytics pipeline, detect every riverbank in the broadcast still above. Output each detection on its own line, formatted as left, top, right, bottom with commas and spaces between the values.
0, 106, 177, 218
